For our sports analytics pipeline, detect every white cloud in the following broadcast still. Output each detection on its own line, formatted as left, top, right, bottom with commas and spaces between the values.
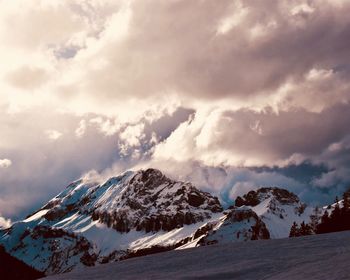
75, 119, 87, 138
118, 123, 145, 157
0, 0, 349, 116
153, 103, 350, 169
90, 118, 121, 136
0, 215, 11, 229
0, 158, 12, 168
306, 68, 333, 81
119, 123, 145, 147
217, 1, 249, 35
0, 0, 350, 217
291, 3, 315, 16
45, 129, 63, 140
229, 182, 258, 200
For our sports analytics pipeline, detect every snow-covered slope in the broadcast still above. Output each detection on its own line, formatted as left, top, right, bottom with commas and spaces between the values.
0, 169, 315, 276
45, 230, 350, 280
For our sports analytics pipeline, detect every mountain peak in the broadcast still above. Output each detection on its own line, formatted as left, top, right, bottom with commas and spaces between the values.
199, 207, 270, 245
35, 168, 223, 233
235, 187, 300, 207
90, 168, 223, 232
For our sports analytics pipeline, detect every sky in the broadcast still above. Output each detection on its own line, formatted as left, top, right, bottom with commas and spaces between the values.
1, 0, 350, 225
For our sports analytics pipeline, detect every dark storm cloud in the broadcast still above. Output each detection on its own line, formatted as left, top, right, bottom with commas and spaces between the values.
219, 103, 350, 161
251, 161, 329, 185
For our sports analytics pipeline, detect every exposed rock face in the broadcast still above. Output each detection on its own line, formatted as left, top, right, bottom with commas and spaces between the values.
91, 169, 223, 232
30, 169, 223, 235
234, 187, 312, 239
3, 225, 96, 275
235, 187, 300, 207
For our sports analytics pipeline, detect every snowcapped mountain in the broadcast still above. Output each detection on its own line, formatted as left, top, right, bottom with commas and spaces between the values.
0, 169, 223, 274
199, 207, 270, 245
179, 187, 312, 248
235, 188, 313, 238
0, 168, 313, 276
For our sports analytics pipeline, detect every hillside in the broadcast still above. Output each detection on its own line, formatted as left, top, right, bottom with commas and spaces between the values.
45, 230, 350, 280
0, 245, 44, 280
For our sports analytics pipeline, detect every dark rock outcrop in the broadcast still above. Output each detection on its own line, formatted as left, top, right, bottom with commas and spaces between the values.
91, 169, 223, 233
235, 187, 300, 207
199, 208, 270, 245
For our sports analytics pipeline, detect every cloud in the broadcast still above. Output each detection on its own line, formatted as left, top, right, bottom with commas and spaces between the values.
0, 0, 349, 119
216, 1, 249, 35
59, 0, 350, 112
311, 135, 350, 191
6, 66, 49, 90
118, 123, 145, 157
75, 119, 87, 138
135, 159, 310, 206
0, 105, 194, 218
45, 129, 63, 141
1, 0, 350, 115
0, 0, 350, 217
153, 103, 350, 168
0, 107, 121, 217
0, 159, 12, 168
0, 215, 11, 229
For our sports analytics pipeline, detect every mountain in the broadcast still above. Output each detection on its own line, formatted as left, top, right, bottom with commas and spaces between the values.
0, 169, 223, 275
0, 168, 313, 276
198, 207, 270, 245
234, 187, 313, 238
180, 187, 312, 248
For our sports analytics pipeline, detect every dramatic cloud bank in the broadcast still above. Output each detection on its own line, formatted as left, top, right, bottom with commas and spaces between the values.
1, 0, 350, 219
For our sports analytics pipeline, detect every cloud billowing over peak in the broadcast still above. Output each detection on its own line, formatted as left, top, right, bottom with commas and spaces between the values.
0, 0, 350, 219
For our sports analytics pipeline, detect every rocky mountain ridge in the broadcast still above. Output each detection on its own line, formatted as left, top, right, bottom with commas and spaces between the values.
0, 168, 312, 276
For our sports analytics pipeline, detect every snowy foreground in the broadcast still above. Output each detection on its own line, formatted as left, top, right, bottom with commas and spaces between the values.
45, 230, 350, 280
